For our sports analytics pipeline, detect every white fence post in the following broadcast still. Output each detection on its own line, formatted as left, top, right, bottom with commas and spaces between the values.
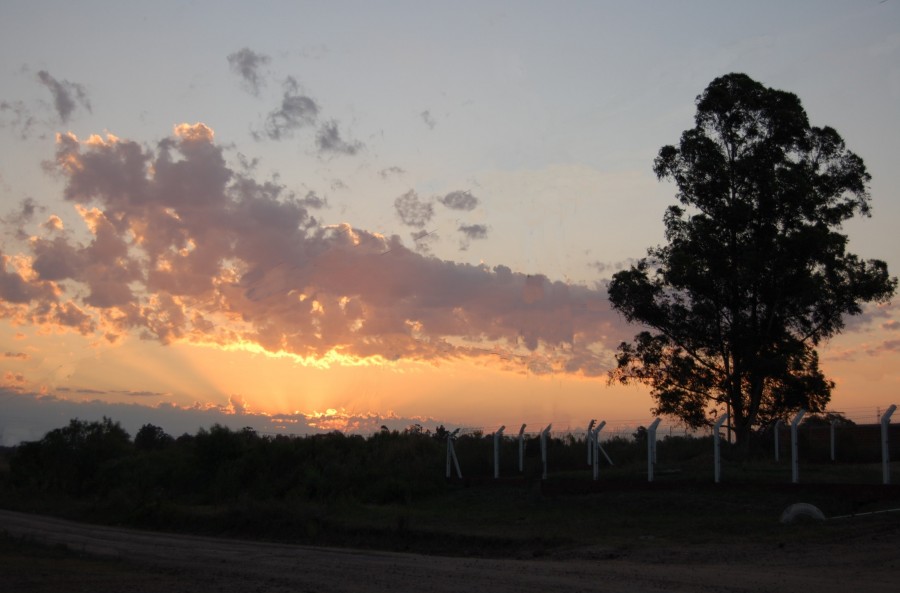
592, 420, 606, 481
446, 429, 462, 479
791, 409, 806, 484
830, 419, 837, 462
518, 424, 526, 473
647, 418, 661, 483
540, 424, 552, 480
493, 425, 505, 479
586, 419, 596, 465
774, 419, 784, 462
881, 405, 897, 485
714, 414, 729, 483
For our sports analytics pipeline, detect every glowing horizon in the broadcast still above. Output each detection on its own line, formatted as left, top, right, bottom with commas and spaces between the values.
2, 2, 899, 445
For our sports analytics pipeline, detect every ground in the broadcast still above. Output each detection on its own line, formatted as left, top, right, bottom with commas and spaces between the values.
2, 508, 899, 593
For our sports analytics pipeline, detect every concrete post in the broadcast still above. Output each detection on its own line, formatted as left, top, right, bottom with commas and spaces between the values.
493, 425, 505, 479
791, 409, 806, 484
774, 419, 784, 462
592, 420, 606, 481
881, 405, 896, 485
540, 424, 552, 480
517, 424, 526, 473
647, 418, 661, 482
714, 414, 729, 483
586, 419, 596, 465
830, 419, 837, 462
445, 429, 462, 479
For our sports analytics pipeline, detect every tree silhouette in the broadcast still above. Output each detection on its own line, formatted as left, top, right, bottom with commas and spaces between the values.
11, 417, 131, 496
608, 73, 896, 454
134, 423, 174, 451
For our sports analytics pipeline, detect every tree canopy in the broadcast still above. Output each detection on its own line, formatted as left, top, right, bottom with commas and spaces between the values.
608, 73, 896, 450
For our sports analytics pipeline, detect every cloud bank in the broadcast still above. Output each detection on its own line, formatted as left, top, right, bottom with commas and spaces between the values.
0, 388, 454, 446
1, 123, 626, 381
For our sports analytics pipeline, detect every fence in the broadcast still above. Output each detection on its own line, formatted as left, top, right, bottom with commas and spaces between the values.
445, 408, 900, 486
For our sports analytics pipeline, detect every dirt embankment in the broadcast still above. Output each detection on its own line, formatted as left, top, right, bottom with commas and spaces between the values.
2, 508, 899, 593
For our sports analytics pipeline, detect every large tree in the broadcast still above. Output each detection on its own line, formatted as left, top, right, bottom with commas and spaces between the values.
608, 73, 896, 452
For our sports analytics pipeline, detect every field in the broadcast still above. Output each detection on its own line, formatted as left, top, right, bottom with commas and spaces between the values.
3, 476, 900, 592
3, 422, 900, 590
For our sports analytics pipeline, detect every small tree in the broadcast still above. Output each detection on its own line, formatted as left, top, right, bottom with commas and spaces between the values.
134, 423, 174, 451
608, 73, 896, 455
11, 417, 132, 496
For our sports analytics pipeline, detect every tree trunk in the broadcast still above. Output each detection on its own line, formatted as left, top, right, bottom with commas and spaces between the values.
733, 419, 753, 461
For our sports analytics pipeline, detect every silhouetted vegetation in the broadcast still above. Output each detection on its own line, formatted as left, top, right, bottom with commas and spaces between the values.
2, 417, 899, 554
608, 73, 897, 455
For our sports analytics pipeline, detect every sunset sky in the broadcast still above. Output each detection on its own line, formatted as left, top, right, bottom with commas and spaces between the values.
1, 1, 899, 445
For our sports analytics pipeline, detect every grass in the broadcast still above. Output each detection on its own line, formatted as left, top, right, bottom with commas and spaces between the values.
3, 441, 899, 559
289, 466, 900, 556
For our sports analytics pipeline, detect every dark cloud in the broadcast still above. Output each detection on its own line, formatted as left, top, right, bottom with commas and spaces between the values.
379, 166, 405, 179
855, 332, 900, 357
0, 100, 38, 139
438, 190, 478, 211
0, 249, 53, 304
394, 190, 434, 228
842, 301, 896, 333
57, 386, 107, 395
877, 339, 900, 353
259, 77, 319, 140
36, 70, 91, 123
54, 301, 96, 334
420, 110, 436, 129
299, 190, 327, 209
3, 352, 29, 360
1, 198, 41, 234
31, 236, 83, 280
227, 47, 271, 95
411, 228, 438, 254
17, 197, 38, 222
0, 247, 95, 336
110, 389, 169, 397
2, 371, 25, 387
458, 223, 488, 250
316, 120, 363, 156
228, 394, 247, 414
590, 258, 640, 278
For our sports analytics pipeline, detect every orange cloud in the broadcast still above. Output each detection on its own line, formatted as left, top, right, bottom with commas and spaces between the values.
173, 122, 214, 143
3, 124, 630, 379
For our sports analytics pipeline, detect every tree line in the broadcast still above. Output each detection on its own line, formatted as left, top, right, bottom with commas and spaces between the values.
5, 413, 888, 511
0, 417, 707, 511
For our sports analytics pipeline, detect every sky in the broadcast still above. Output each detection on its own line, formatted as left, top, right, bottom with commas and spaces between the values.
1, 1, 899, 445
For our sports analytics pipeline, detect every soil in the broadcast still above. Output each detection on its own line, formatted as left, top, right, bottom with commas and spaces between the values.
2, 508, 899, 592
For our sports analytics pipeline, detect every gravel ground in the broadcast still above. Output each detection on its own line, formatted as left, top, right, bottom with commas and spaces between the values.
2, 508, 899, 592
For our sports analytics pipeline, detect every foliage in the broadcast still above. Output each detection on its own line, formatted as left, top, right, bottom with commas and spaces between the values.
134, 423, 174, 451
4, 415, 900, 552
802, 412, 855, 427
7, 421, 452, 508
6, 415, 898, 522
608, 73, 896, 451
10, 417, 132, 497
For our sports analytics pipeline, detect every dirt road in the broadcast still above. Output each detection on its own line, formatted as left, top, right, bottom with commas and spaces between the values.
2, 508, 898, 592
